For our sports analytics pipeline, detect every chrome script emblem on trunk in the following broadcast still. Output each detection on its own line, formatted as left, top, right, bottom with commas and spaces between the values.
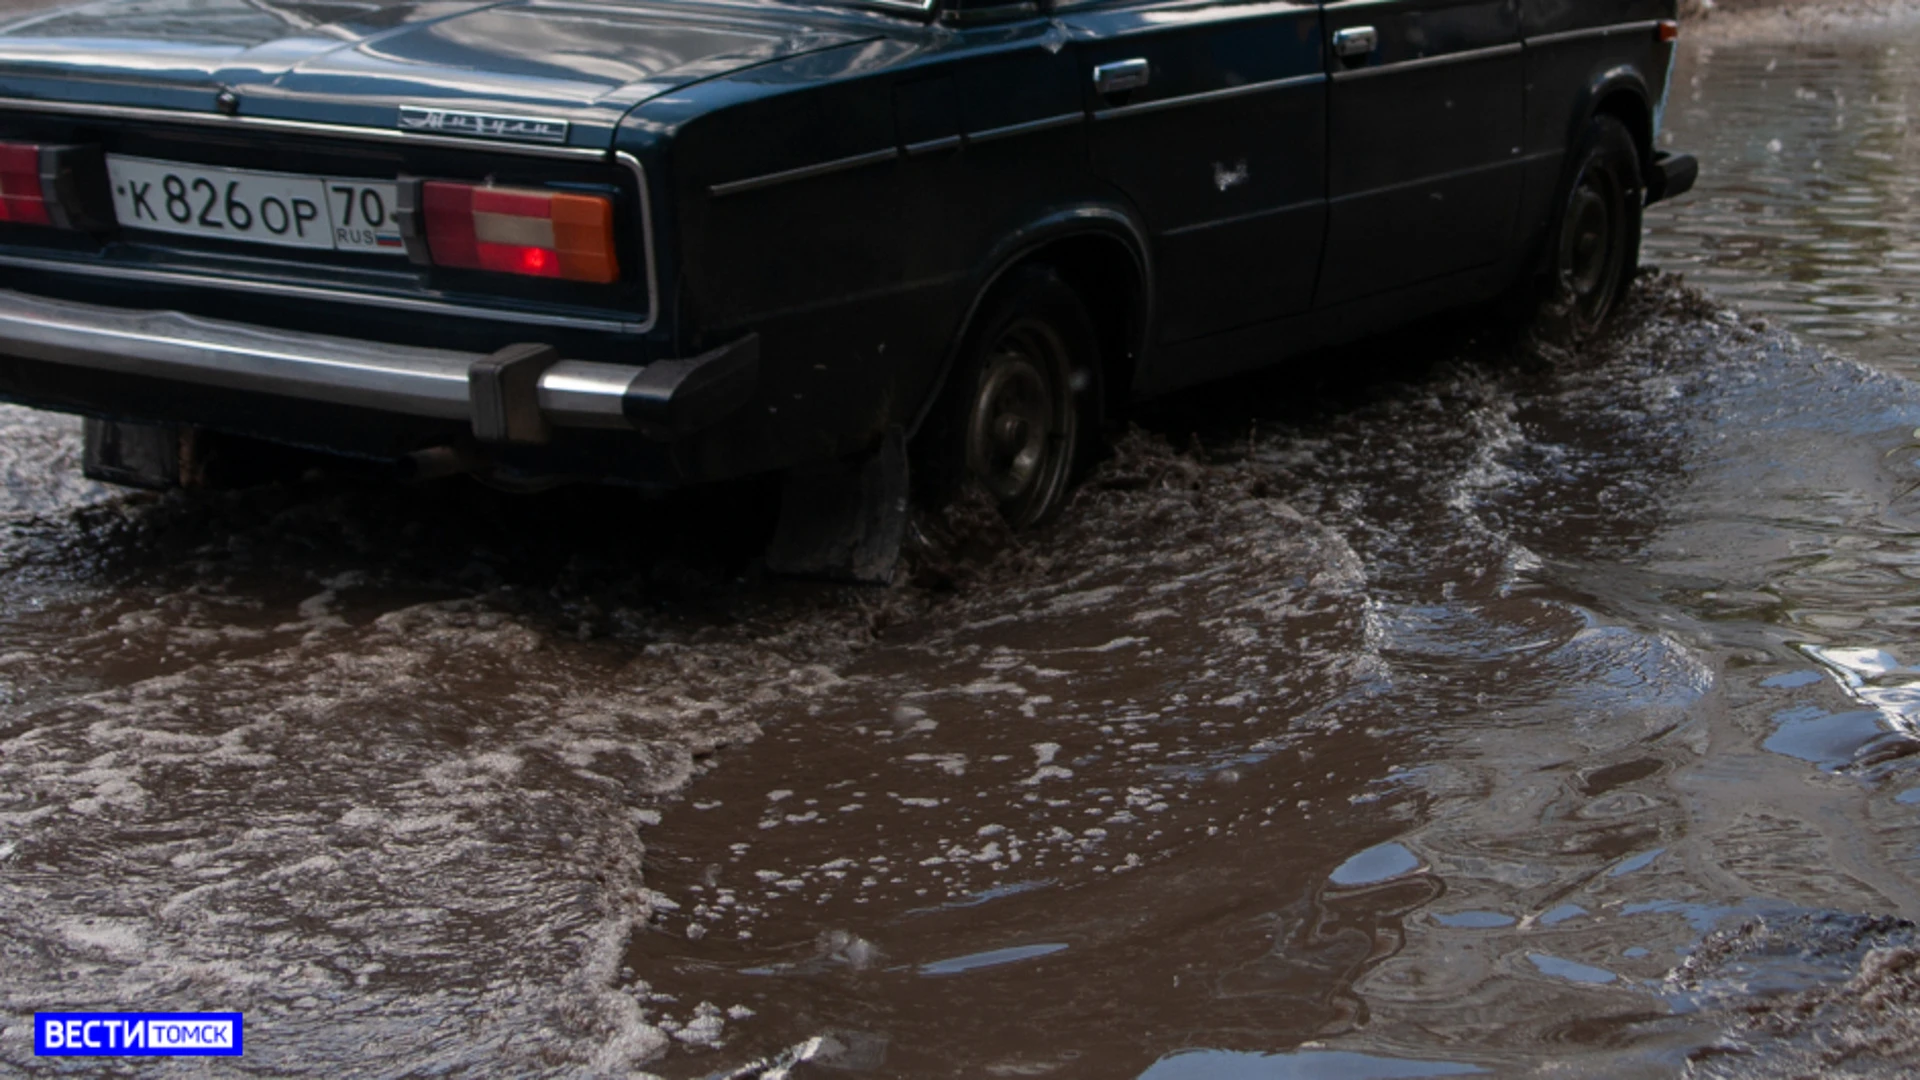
397, 107, 570, 145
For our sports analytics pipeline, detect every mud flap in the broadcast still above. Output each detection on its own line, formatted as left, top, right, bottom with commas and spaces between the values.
764, 429, 908, 585
82, 417, 185, 489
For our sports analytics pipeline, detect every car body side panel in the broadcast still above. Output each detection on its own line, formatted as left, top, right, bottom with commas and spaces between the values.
1520, 0, 1675, 157
1511, 0, 1677, 276
1142, 0, 1680, 396
642, 28, 1100, 483
1058, 0, 1327, 345
1316, 0, 1526, 307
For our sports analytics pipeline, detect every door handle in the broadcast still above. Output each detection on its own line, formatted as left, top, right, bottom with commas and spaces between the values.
1332, 26, 1378, 59
1093, 58, 1151, 95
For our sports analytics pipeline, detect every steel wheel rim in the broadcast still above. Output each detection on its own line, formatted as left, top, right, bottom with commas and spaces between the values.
965, 317, 1076, 527
1561, 167, 1622, 327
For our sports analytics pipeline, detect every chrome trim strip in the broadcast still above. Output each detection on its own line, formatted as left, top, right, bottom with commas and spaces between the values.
1328, 152, 1543, 204
938, 0, 1037, 23
712, 112, 1086, 192
966, 112, 1083, 144
904, 134, 964, 157
1330, 42, 1523, 82
1520, 20, 1658, 48
709, 147, 900, 198
0, 96, 609, 160
614, 150, 661, 337
1093, 73, 1325, 121
539, 360, 643, 428
1525, 20, 1663, 49
1162, 196, 1322, 238
0, 252, 646, 334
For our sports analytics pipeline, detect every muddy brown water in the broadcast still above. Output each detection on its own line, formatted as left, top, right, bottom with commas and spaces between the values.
8, 16, 1920, 1080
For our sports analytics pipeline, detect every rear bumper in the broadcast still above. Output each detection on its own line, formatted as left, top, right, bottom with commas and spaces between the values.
0, 288, 756, 445
1646, 150, 1698, 206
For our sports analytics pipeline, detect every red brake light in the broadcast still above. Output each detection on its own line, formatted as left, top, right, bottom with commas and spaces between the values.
0, 142, 110, 230
0, 142, 52, 226
419, 181, 619, 284
1658, 19, 1680, 43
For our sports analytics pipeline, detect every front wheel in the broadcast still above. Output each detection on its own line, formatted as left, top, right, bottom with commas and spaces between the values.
917, 265, 1102, 530
1533, 114, 1644, 343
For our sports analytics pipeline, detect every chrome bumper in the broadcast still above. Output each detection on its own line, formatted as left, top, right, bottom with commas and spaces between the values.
0, 289, 757, 442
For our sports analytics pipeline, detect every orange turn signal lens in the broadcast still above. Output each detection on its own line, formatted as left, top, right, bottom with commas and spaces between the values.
421, 181, 619, 284
1658, 19, 1680, 43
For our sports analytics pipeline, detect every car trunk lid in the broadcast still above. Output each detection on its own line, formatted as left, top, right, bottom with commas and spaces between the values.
0, 0, 871, 149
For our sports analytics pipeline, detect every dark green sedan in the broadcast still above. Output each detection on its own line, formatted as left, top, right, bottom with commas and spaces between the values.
0, 0, 1693, 572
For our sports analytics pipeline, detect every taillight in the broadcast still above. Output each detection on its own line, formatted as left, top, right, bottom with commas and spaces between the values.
0, 143, 53, 226
1658, 19, 1680, 43
0, 141, 110, 230
417, 181, 619, 284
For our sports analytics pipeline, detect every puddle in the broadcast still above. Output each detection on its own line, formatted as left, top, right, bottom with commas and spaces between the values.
1646, 12, 1920, 378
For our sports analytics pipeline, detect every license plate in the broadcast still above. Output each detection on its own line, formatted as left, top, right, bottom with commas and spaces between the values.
104, 155, 406, 256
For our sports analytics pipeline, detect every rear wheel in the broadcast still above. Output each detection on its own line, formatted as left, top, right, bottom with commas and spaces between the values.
1534, 114, 1643, 342
918, 265, 1102, 529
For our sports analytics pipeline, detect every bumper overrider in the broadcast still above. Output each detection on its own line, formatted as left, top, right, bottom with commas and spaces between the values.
1646, 150, 1698, 206
0, 288, 758, 445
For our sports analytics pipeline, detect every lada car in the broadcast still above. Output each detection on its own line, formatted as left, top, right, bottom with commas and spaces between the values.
0, 0, 1694, 575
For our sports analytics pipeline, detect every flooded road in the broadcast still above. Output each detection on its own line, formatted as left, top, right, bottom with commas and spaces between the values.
8, 8, 1920, 1079
1646, 8, 1920, 373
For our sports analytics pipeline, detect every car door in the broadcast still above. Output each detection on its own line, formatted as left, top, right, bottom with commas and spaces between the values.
1057, 0, 1327, 345
1315, 0, 1524, 307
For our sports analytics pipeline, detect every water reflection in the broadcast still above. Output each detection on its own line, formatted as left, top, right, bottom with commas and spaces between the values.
1137, 1048, 1487, 1079
1646, 27, 1920, 371
1329, 843, 1425, 888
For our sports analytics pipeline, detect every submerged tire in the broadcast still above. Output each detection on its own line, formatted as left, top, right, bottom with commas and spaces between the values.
917, 265, 1103, 530
1533, 114, 1644, 343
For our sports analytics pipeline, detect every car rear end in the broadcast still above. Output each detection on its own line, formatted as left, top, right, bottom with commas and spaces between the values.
0, 0, 835, 489
0, 111, 683, 467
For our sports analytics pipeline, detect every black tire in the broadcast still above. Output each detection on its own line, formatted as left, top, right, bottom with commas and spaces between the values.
1533, 114, 1644, 343
916, 264, 1103, 529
